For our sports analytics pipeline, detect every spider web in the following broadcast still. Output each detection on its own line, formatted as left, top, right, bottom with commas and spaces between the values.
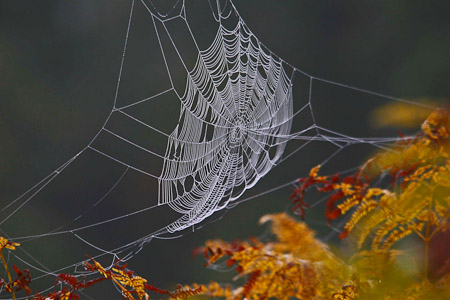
0, 0, 436, 298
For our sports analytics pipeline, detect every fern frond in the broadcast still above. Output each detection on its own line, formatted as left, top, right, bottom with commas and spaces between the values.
371, 218, 400, 250
343, 199, 379, 237
381, 222, 424, 250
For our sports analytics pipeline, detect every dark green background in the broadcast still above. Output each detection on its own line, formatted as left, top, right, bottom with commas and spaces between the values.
0, 0, 448, 299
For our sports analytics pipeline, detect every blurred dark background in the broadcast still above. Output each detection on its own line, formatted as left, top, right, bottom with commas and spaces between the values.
0, 0, 448, 299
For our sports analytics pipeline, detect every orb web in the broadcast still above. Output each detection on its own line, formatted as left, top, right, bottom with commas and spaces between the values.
159, 20, 293, 232
0, 0, 437, 298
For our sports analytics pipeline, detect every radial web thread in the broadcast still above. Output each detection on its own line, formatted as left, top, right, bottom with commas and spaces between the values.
0, 0, 437, 297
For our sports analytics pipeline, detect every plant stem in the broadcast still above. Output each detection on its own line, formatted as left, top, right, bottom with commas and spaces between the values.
0, 252, 16, 300
423, 202, 432, 281
424, 238, 429, 280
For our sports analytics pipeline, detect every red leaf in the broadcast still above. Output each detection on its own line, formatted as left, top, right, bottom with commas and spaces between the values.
339, 229, 349, 239
226, 259, 236, 267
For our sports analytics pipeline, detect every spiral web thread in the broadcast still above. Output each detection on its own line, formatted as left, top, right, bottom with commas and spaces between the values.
0, 0, 435, 298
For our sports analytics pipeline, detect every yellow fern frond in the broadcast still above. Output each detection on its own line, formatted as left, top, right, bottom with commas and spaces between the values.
343, 200, 379, 239
370, 100, 436, 128
381, 222, 424, 250
371, 218, 401, 250
260, 213, 339, 264
0, 237, 19, 251
331, 284, 358, 300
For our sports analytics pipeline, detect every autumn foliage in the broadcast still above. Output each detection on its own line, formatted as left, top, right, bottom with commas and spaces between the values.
0, 237, 203, 300
192, 214, 350, 299
190, 108, 450, 299
1, 107, 449, 299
